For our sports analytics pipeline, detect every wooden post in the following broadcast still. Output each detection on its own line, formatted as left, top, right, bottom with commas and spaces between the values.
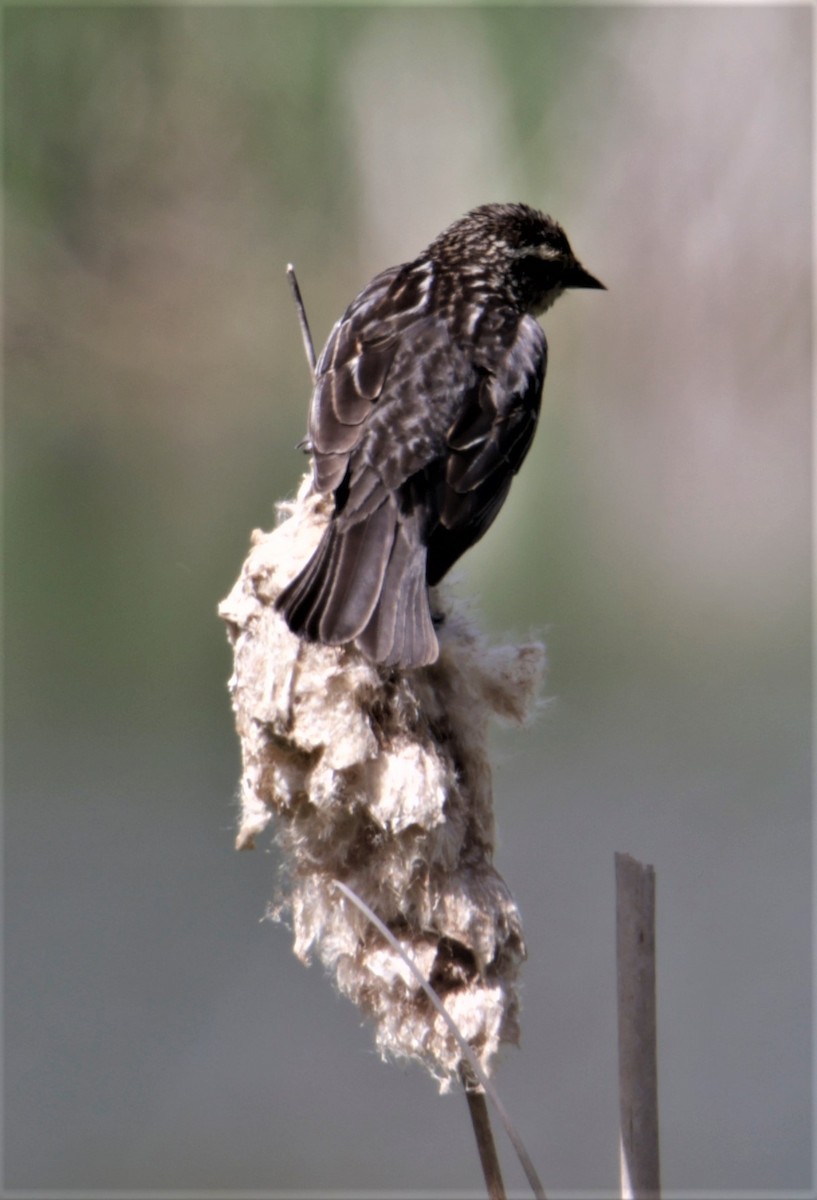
615, 852, 661, 1199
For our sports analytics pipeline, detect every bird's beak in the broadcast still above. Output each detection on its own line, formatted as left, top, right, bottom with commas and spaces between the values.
566, 261, 606, 290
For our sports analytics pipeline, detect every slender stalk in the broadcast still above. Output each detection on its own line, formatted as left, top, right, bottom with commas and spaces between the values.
286, 262, 317, 380
615, 852, 661, 1199
461, 1068, 507, 1200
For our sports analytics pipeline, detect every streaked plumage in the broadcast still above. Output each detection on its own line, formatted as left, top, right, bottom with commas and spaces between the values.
277, 203, 604, 668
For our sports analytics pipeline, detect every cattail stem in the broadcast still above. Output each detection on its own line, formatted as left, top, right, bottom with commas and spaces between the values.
462, 1071, 507, 1200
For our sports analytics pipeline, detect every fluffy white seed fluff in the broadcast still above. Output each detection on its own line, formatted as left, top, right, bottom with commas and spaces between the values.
218, 474, 546, 1089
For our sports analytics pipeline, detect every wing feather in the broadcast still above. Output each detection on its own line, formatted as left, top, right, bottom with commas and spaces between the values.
426, 316, 547, 584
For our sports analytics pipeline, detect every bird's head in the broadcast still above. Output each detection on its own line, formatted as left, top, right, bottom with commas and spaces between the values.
429, 202, 605, 315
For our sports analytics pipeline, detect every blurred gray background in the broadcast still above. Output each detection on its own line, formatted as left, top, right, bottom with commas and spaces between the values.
5, 6, 812, 1195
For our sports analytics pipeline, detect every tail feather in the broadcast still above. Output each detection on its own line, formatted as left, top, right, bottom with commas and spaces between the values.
276, 519, 344, 638
276, 498, 438, 668
354, 521, 437, 666
389, 548, 438, 667
316, 500, 395, 640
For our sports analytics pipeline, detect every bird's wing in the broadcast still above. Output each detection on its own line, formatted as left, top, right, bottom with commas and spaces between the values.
280, 260, 447, 665
308, 261, 437, 494
426, 315, 547, 585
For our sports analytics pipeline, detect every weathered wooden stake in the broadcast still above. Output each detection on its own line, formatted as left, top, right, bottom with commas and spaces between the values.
615, 852, 661, 1199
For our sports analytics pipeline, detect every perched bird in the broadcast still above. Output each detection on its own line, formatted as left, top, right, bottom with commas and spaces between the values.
277, 202, 604, 669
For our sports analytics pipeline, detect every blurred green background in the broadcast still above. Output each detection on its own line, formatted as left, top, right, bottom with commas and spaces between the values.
5, 5, 811, 1194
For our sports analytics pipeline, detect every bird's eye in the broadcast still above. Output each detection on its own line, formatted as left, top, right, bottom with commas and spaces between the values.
511, 251, 565, 300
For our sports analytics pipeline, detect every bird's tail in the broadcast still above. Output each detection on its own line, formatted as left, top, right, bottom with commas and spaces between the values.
276, 496, 438, 669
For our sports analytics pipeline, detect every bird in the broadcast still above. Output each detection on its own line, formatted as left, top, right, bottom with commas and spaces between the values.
276, 202, 604, 669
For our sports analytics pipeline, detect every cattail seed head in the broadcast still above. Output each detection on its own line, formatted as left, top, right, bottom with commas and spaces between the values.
219, 475, 545, 1088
